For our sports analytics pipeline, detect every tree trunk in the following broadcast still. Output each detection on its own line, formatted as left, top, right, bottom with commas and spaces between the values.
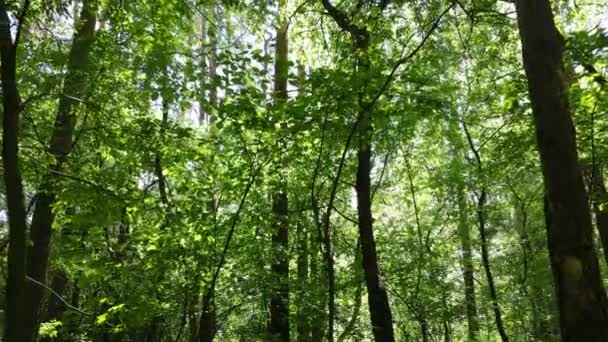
309, 222, 326, 342
447, 116, 479, 341
356, 107, 395, 342
23, 3, 97, 341
515, 1, 608, 340
476, 190, 509, 342
456, 185, 479, 341
337, 240, 363, 342
268, 0, 290, 340
296, 221, 311, 342
589, 164, 608, 266
318, 2, 397, 338
198, 294, 215, 342
461, 118, 509, 342
270, 193, 290, 342
1, 5, 29, 342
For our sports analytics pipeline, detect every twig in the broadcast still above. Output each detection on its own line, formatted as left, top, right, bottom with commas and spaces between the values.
49, 169, 125, 201
26, 275, 93, 316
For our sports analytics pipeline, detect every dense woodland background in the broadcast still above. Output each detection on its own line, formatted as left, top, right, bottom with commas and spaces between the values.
1, 0, 608, 341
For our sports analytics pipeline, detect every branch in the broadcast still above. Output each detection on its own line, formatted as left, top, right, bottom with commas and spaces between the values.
461, 119, 482, 172
332, 205, 358, 225
14, 0, 31, 48
202, 153, 273, 313
368, 4, 453, 109
49, 169, 125, 201
319, 0, 367, 45
26, 275, 93, 317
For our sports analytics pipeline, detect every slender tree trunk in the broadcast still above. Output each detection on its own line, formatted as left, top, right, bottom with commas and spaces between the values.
195, 3, 219, 339
447, 117, 479, 341
456, 185, 479, 341
23, 3, 97, 341
337, 240, 363, 342
476, 190, 509, 342
462, 120, 509, 342
356, 103, 395, 341
296, 221, 310, 342
515, 1, 608, 340
270, 193, 290, 342
309, 221, 326, 342
198, 294, 215, 342
1, 5, 29, 342
296, 66, 311, 342
268, 0, 290, 340
420, 319, 429, 342
589, 164, 608, 266
317, 0, 396, 338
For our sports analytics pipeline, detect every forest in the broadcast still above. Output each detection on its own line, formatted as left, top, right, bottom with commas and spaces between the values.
1, 0, 608, 341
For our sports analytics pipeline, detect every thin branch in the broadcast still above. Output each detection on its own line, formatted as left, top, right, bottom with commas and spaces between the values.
368, 4, 453, 110
202, 153, 273, 313
49, 169, 125, 201
26, 275, 93, 317
332, 205, 358, 225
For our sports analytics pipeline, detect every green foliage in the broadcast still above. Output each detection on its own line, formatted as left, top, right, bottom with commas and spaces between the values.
39, 320, 63, 338
1, 0, 607, 341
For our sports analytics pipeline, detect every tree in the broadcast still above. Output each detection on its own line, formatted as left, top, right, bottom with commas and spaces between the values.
268, 0, 290, 340
1, 3, 30, 341
23, 2, 97, 340
319, 1, 396, 340
514, 0, 608, 340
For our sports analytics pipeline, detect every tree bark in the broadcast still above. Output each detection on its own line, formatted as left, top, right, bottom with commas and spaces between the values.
1, 4, 29, 342
515, 1, 608, 340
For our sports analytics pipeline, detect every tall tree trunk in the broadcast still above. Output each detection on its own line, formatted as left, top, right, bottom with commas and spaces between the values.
447, 117, 479, 341
456, 184, 479, 341
195, 3, 219, 340
337, 241, 363, 342
1, 4, 30, 342
318, 1, 396, 339
199, 201, 217, 342
515, 1, 608, 340
296, 65, 311, 342
462, 121, 509, 342
296, 221, 310, 342
198, 296, 215, 342
589, 164, 608, 266
356, 104, 395, 342
268, 0, 290, 340
22, 3, 97, 341
476, 189, 509, 342
309, 222, 326, 342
